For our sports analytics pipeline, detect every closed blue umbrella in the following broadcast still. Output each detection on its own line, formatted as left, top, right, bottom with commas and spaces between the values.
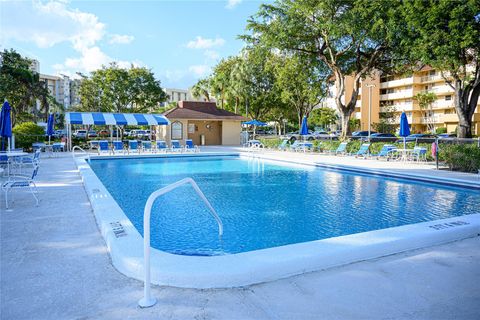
47, 113, 55, 144
0, 100, 12, 151
399, 112, 411, 149
300, 116, 309, 136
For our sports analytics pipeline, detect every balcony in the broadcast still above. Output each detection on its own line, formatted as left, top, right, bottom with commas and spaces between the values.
432, 99, 455, 109
379, 77, 413, 89
442, 114, 459, 122
380, 89, 414, 100
421, 84, 454, 95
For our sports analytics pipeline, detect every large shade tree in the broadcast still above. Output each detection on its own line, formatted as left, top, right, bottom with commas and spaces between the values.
401, 0, 480, 138
0, 49, 53, 126
78, 63, 167, 113
246, 0, 403, 138
270, 54, 326, 127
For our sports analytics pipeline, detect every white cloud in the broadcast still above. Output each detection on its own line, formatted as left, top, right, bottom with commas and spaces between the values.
0, 1, 105, 50
186, 36, 225, 49
204, 50, 220, 60
0, 1, 142, 74
64, 47, 111, 71
226, 0, 242, 9
109, 34, 134, 45
188, 65, 211, 78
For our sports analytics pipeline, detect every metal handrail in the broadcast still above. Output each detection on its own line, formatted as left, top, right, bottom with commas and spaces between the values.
138, 177, 223, 308
71, 146, 90, 162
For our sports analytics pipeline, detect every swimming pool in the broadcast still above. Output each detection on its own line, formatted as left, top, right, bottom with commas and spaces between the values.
89, 155, 479, 256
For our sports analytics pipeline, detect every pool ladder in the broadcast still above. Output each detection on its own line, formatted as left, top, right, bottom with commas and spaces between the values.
139, 177, 223, 308
71, 145, 90, 162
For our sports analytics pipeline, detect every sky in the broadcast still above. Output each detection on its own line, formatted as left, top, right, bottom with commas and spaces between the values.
0, 0, 270, 89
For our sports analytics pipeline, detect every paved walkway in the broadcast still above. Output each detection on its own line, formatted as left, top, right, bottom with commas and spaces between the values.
1, 151, 479, 319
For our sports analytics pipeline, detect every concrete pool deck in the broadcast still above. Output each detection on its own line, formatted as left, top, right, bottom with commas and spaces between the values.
1, 149, 480, 319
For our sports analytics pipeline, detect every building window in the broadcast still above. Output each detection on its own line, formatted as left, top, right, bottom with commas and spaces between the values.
429, 70, 436, 76
445, 95, 452, 101
171, 121, 183, 139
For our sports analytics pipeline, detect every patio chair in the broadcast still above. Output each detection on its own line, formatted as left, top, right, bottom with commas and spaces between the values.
184, 139, 199, 152
32, 142, 46, 152
52, 142, 65, 153
0, 154, 8, 176
170, 140, 183, 152
278, 139, 289, 151
297, 141, 314, 153
112, 141, 125, 155
325, 142, 348, 155
2, 164, 40, 209
411, 147, 427, 162
128, 140, 140, 154
89, 141, 100, 152
155, 141, 168, 153
370, 144, 397, 160
353, 143, 370, 158
142, 141, 153, 153
289, 140, 300, 152
14, 149, 41, 173
98, 140, 110, 155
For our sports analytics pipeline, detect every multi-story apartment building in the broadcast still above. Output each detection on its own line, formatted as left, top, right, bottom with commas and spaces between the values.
161, 88, 189, 107
39, 74, 72, 109
344, 67, 480, 135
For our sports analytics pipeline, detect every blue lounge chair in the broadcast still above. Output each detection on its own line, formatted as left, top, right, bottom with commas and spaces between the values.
278, 139, 289, 151
98, 140, 110, 155
185, 139, 199, 152
128, 140, 139, 154
156, 141, 168, 153
289, 140, 300, 152
326, 142, 348, 155
353, 143, 370, 158
2, 164, 39, 209
142, 141, 153, 153
170, 140, 183, 152
112, 141, 124, 154
370, 144, 396, 160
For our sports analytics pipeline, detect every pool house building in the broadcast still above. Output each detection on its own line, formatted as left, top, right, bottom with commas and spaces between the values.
158, 101, 246, 146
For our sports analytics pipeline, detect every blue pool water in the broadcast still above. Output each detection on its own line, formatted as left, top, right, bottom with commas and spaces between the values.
89, 156, 479, 255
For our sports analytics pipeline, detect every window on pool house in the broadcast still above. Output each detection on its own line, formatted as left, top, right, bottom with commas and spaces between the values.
171, 121, 183, 140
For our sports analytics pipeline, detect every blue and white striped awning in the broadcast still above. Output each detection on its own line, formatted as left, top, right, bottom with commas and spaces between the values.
65, 112, 170, 126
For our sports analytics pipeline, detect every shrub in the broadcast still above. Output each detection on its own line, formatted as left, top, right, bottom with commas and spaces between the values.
318, 140, 340, 152
435, 127, 447, 134
12, 122, 45, 150
440, 144, 480, 172
259, 138, 282, 149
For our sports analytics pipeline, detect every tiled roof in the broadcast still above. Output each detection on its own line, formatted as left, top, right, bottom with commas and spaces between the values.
163, 101, 246, 121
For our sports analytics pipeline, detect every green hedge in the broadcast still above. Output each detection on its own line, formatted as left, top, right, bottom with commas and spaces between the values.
440, 144, 480, 172
12, 122, 45, 150
258, 138, 480, 172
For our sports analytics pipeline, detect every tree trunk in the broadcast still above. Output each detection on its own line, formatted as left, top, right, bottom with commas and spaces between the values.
339, 110, 354, 140
333, 71, 359, 139
454, 80, 473, 138
234, 97, 239, 114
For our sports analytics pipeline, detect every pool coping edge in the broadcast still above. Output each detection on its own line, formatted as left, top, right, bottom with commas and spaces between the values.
75, 154, 480, 288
